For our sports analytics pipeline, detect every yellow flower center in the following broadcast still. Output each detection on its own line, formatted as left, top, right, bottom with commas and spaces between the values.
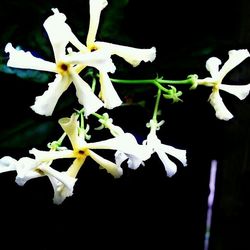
57, 62, 70, 75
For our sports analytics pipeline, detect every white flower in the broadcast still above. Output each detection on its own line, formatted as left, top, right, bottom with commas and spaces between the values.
5, 9, 105, 117
30, 113, 124, 179
0, 155, 77, 204
84, 0, 156, 109
144, 120, 187, 177
198, 49, 250, 120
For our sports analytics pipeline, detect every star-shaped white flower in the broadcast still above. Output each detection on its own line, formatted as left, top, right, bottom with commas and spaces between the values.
143, 120, 187, 177
0, 155, 77, 204
74, 0, 157, 109
5, 9, 109, 117
197, 49, 250, 120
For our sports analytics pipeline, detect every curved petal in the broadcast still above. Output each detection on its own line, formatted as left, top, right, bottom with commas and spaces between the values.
64, 49, 116, 73
70, 70, 104, 116
217, 49, 250, 81
208, 91, 233, 121
59, 113, 81, 150
5, 43, 56, 72
95, 41, 156, 67
87, 132, 151, 161
161, 144, 187, 167
88, 150, 123, 178
87, 0, 108, 47
30, 74, 71, 116
156, 150, 177, 177
205, 57, 221, 79
29, 148, 75, 161
15, 157, 43, 186
39, 165, 77, 205
0, 156, 17, 173
99, 71, 122, 109
220, 83, 250, 100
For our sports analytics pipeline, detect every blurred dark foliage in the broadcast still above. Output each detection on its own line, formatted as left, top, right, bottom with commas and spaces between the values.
0, 0, 250, 250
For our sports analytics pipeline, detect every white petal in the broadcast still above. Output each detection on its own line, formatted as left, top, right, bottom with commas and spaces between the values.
64, 50, 116, 73
5, 43, 56, 72
88, 150, 123, 178
99, 71, 122, 109
30, 74, 71, 116
15, 157, 42, 186
29, 148, 74, 161
87, 133, 151, 161
59, 113, 80, 150
0, 156, 17, 173
39, 165, 77, 205
43, 8, 72, 61
87, 0, 108, 47
70, 70, 104, 116
208, 91, 233, 121
127, 154, 145, 170
95, 41, 156, 67
220, 83, 250, 100
218, 49, 250, 81
156, 150, 177, 177
114, 151, 128, 168
205, 57, 221, 79
161, 145, 187, 167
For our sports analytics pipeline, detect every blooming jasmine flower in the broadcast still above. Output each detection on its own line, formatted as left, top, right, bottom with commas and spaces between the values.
76, 0, 157, 109
0, 155, 77, 204
197, 49, 250, 120
5, 9, 108, 117
30, 113, 124, 179
143, 119, 187, 177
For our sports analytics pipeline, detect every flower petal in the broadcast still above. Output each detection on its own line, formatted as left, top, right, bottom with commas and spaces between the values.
15, 157, 43, 186
156, 149, 177, 177
5, 43, 56, 72
205, 57, 221, 79
217, 49, 250, 81
29, 148, 75, 161
220, 83, 250, 100
161, 145, 187, 167
43, 8, 87, 61
87, 0, 108, 47
38, 165, 77, 205
208, 90, 233, 120
30, 74, 71, 116
87, 132, 151, 161
95, 41, 156, 67
88, 150, 123, 178
99, 71, 122, 109
0, 156, 17, 173
70, 70, 104, 116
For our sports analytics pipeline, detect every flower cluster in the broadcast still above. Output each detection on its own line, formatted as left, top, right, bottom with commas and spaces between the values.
0, 0, 249, 204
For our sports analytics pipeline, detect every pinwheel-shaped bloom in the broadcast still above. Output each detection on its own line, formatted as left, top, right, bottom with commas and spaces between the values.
72, 0, 156, 109
143, 120, 187, 177
0, 155, 77, 204
30, 113, 151, 183
5, 8, 111, 117
197, 49, 250, 120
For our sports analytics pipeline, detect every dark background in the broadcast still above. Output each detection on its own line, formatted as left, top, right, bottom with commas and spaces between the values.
0, 0, 250, 249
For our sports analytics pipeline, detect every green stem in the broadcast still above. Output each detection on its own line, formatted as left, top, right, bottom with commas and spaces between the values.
109, 76, 194, 86
153, 89, 162, 122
